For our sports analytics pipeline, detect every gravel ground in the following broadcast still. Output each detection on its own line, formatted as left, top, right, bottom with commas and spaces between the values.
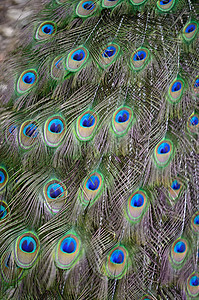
0, 0, 34, 90
0, 0, 34, 62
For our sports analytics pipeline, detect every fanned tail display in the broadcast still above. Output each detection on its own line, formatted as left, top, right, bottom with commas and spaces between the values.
0, 0, 198, 299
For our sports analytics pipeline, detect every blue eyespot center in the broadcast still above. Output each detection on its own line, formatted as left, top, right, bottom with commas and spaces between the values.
42, 24, 54, 35
22, 72, 36, 85
80, 114, 95, 127
190, 276, 199, 287
48, 119, 64, 134
72, 49, 85, 61
23, 124, 38, 138
9, 125, 16, 134
55, 58, 63, 70
20, 237, 36, 253
157, 142, 170, 154
131, 194, 144, 207
133, 50, 146, 61
61, 237, 77, 253
86, 175, 100, 191
0, 205, 6, 219
102, 46, 116, 58
190, 116, 199, 126
194, 215, 199, 225
171, 81, 181, 92
5, 254, 11, 268
171, 180, 180, 190
115, 110, 130, 123
194, 79, 199, 88
82, 1, 95, 10
47, 183, 64, 199
185, 24, 196, 33
174, 241, 186, 253
160, 0, 171, 4
0, 171, 5, 183
110, 249, 124, 264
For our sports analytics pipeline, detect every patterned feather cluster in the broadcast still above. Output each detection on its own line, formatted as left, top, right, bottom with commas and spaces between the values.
0, 0, 198, 299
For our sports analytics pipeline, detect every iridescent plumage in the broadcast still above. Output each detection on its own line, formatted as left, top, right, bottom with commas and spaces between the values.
105, 245, 128, 279
0, 0, 198, 298
14, 232, 40, 269
54, 232, 81, 269
17, 70, 38, 94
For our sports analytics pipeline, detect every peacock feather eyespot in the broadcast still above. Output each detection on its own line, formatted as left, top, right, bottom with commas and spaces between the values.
190, 116, 199, 126
130, 47, 150, 71
106, 245, 128, 279
187, 113, 199, 134
169, 178, 182, 201
44, 115, 66, 147
19, 121, 39, 149
35, 21, 57, 41
17, 69, 38, 94
0, 201, 10, 223
157, 0, 175, 12
76, 110, 98, 141
193, 76, 199, 94
81, 171, 104, 205
1, 251, 23, 283
127, 190, 148, 222
51, 56, 65, 80
66, 46, 89, 72
99, 43, 120, 68
141, 296, 155, 300
0, 167, 8, 191
43, 179, 67, 214
76, 0, 97, 17
168, 78, 184, 103
9, 125, 16, 134
55, 233, 81, 269
6, 123, 18, 143
183, 21, 198, 42
14, 232, 40, 269
112, 106, 133, 136
170, 238, 188, 266
187, 272, 199, 297
154, 139, 173, 168
191, 212, 199, 233
130, 0, 148, 5
102, 0, 122, 8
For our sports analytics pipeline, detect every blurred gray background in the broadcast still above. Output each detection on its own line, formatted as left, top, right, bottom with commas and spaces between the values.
0, 0, 34, 91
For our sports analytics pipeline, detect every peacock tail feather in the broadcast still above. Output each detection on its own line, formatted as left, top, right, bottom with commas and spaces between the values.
0, 0, 198, 299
